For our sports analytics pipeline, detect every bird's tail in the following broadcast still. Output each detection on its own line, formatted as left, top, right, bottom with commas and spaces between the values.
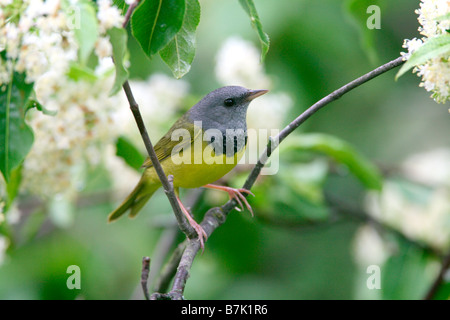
108, 178, 159, 222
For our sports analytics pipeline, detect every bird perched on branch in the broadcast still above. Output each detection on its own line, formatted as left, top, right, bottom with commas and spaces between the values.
108, 86, 268, 249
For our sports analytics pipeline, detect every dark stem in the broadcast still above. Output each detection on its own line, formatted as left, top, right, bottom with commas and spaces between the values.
122, 0, 140, 28
140, 257, 151, 300
152, 241, 188, 294
149, 188, 205, 293
423, 253, 450, 300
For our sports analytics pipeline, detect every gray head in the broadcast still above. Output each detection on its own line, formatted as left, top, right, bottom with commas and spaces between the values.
188, 86, 268, 132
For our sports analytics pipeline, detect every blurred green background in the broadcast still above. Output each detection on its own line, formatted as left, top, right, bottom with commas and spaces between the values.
1, 0, 449, 300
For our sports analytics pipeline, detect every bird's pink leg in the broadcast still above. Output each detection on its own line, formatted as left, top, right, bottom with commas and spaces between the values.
203, 184, 255, 217
176, 196, 208, 252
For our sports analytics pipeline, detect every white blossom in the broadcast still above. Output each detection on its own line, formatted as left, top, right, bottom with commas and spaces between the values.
0, 235, 9, 266
402, 0, 450, 104
0, 0, 125, 198
97, 0, 124, 33
365, 149, 450, 250
215, 36, 271, 89
402, 148, 450, 187
95, 36, 113, 59
353, 225, 389, 267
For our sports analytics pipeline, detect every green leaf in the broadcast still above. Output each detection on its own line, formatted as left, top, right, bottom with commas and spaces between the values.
25, 99, 57, 116
66, 62, 98, 82
18, 208, 47, 244
108, 27, 129, 95
71, 0, 99, 65
344, 0, 380, 65
382, 242, 434, 299
238, 0, 270, 61
112, 0, 128, 13
115, 136, 145, 171
281, 133, 383, 190
131, 0, 186, 58
396, 34, 450, 79
0, 73, 34, 183
5, 165, 22, 211
159, 0, 201, 79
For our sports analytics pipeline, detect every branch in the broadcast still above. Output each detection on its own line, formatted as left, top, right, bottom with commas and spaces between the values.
157, 56, 405, 299
243, 56, 405, 191
122, 0, 139, 28
119, 2, 197, 240
140, 257, 151, 300
424, 252, 450, 300
147, 189, 205, 294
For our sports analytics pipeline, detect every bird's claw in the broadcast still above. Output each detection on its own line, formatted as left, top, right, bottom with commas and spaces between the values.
204, 184, 254, 217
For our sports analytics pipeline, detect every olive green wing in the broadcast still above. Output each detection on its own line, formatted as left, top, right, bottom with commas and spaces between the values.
142, 114, 201, 168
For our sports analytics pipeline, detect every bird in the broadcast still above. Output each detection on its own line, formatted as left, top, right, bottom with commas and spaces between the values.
108, 86, 268, 249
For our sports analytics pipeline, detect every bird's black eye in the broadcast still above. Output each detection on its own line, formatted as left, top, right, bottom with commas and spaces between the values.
224, 98, 235, 107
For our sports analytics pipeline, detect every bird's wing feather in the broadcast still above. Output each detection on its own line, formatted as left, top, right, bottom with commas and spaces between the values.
141, 114, 201, 168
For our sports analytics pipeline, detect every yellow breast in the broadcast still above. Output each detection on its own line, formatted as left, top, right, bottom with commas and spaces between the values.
144, 134, 246, 189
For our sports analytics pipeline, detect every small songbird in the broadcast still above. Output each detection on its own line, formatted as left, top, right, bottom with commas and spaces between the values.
108, 86, 268, 248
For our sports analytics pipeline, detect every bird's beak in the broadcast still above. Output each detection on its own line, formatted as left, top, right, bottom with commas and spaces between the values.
245, 89, 269, 101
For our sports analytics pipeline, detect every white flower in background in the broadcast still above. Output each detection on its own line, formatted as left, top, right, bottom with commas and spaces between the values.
365, 149, 450, 250
400, 38, 423, 60
401, 148, 450, 187
22, 73, 120, 197
0, 203, 4, 225
401, 0, 450, 104
215, 36, 271, 89
0, 235, 9, 266
416, 0, 450, 37
0, 0, 125, 199
95, 36, 113, 59
97, 0, 124, 33
353, 224, 389, 267
366, 183, 450, 250
0, 0, 122, 85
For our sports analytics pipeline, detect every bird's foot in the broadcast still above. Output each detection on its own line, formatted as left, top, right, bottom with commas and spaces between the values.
203, 184, 255, 217
176, 197, 208, 252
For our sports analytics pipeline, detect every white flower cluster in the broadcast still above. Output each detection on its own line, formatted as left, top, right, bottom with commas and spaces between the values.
0, 0, 123, 85
22, 74, 120, 197
365, 149, 450, 251
215, 37, 271, 89
402, 0, 450, 104
0, 0, 124, 197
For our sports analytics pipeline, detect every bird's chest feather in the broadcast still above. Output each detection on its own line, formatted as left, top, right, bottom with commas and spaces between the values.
160, 131, 247, 188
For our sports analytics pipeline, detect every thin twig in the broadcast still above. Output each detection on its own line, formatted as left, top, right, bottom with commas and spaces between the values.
424, 252, 450, 300
122, 0, 140, 28
242, 56, 405, 192
161, 56, 405, 299
149, 188, 205, 292
141, 257, 151, 300
152, 241, 188, 295
119, 3, 196, 240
